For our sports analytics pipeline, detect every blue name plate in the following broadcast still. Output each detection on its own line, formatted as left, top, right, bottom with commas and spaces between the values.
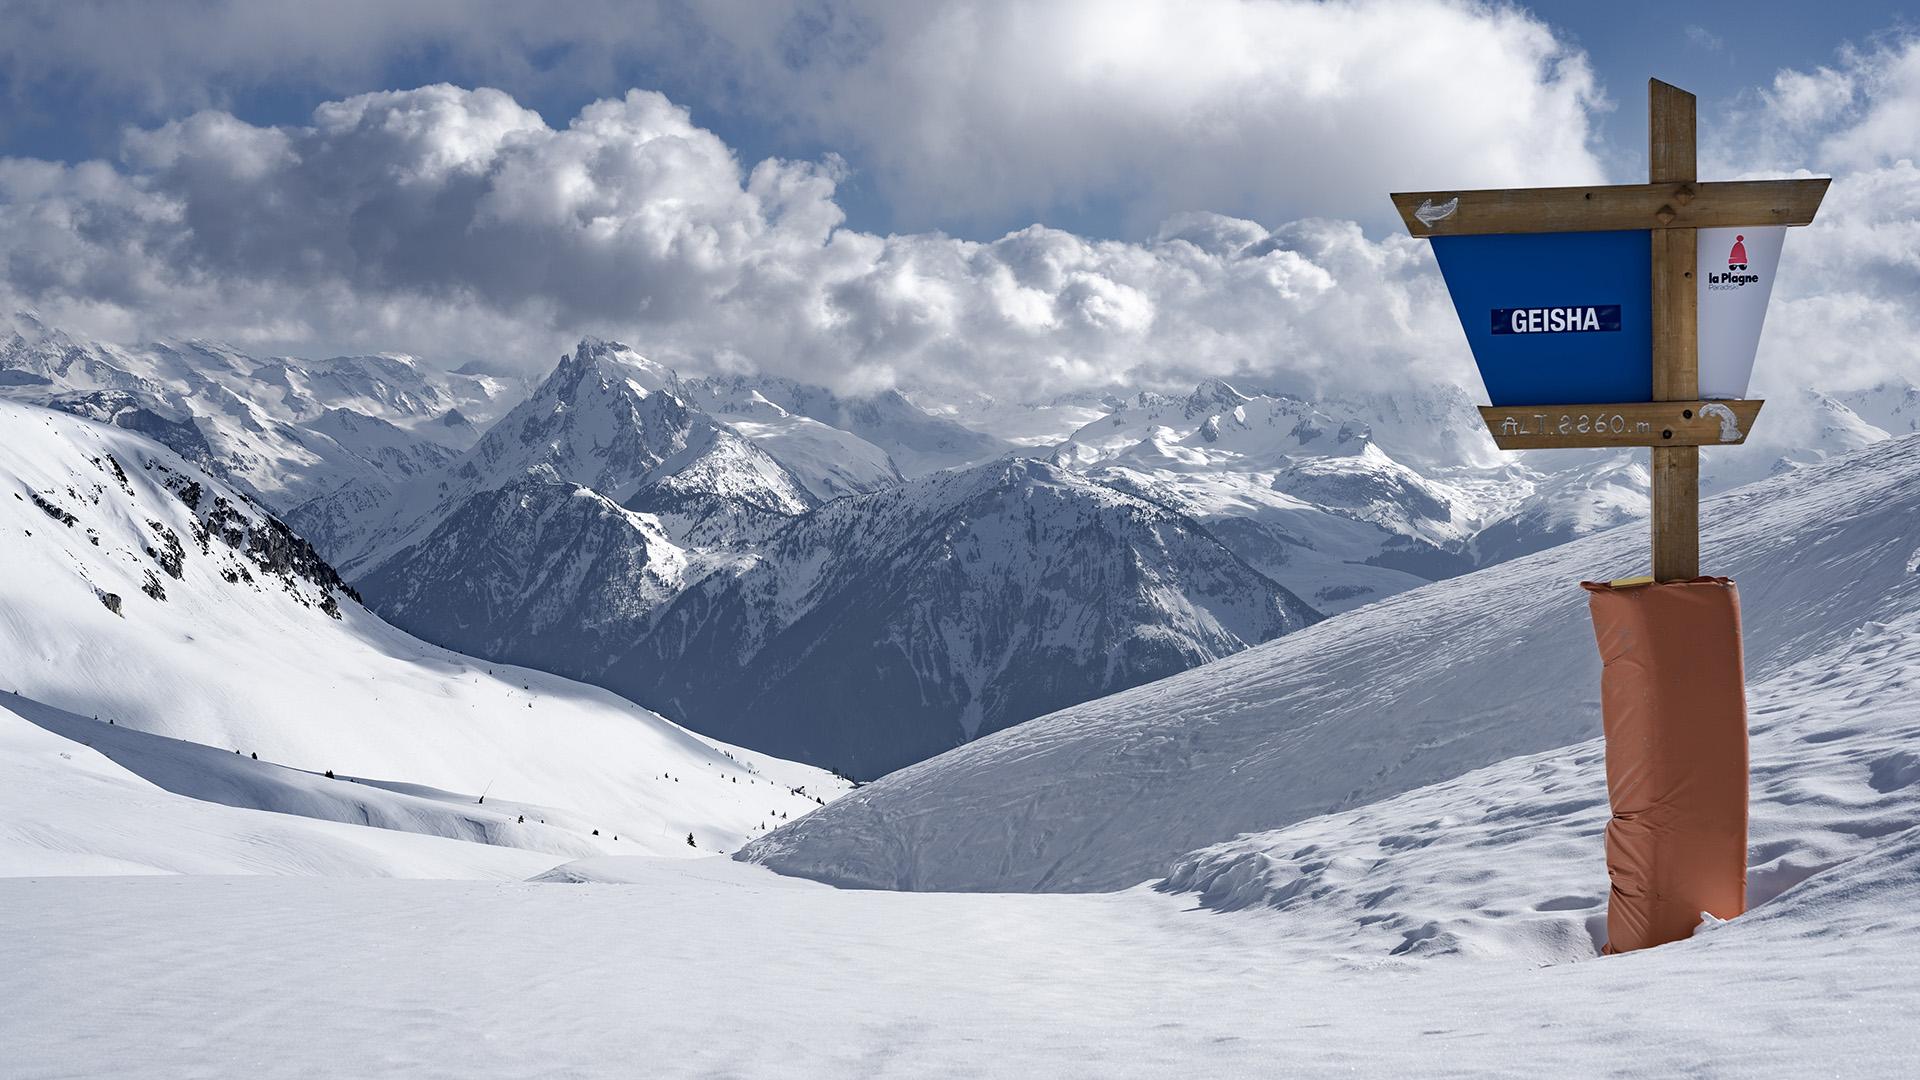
1490, 305, 1622, 335
1430, 231, 1652, 406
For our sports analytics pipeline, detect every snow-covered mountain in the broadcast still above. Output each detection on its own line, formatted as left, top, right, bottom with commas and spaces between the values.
1836, 379, 1920, 436
608, 457, 1322, 776
1041, 379, 1517, 612
311, 339, 813, 568
17, 315, 1909, 790
320, 342, 1322, 778
683, 374, 1017, 478
673, 378, 903, 500
327, 341, 818, 684
0, 312, 513, 515
0, 400, 845, 867
743, 427, 1920, 891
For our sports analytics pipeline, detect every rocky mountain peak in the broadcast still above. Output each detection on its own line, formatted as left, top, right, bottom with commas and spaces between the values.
1186, 378, 1251, 415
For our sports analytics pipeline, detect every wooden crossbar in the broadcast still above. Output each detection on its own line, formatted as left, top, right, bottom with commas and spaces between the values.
1390, 178, 1828, 237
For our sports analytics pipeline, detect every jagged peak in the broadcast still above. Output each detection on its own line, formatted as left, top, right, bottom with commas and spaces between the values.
1187, 378, 1251, 414
546, 338, 680, 402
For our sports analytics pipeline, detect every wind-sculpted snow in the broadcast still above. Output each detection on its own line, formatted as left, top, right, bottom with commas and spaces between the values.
5, 694, 606, 862
611, 457, 1322, 777
742, 431, 1920, 890
1161, 607, 1920, 957
0, 400, 847, 864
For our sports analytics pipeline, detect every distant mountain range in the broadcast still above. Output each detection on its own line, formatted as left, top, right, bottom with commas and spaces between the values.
339, 340, 1319, 776
7, 311, 1912, 777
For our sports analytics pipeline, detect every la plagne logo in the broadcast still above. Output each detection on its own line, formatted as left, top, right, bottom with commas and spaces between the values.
1709, 235, 1761, 291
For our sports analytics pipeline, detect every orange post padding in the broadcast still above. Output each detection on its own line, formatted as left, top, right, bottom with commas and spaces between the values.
1582, 576, 1749, 953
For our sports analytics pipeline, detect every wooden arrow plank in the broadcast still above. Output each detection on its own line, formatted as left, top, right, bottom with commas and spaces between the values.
1390, 178, 1827, 237
1477, 399, 1763, 450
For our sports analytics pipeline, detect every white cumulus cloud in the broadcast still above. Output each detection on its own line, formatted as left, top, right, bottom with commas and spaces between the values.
0, 83, 1473, 404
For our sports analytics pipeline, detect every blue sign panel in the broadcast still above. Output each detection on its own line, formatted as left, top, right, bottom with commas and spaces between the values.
1430, 230, 1651, 405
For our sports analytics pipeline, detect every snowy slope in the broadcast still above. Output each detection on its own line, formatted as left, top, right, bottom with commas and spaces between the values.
0, 695, 561, 878
0, 400, 846, 861
743, 429, 1920, 890
4, 694, 606, 863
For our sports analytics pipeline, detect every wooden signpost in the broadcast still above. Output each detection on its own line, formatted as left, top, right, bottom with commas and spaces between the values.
1393, 79, 1827, 579
1396, 79, 1829, 952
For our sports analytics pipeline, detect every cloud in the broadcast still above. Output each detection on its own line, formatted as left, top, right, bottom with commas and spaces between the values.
1, 0, 1607, 236
660, 0, 1610, 234
0, 83, 1477, 405
1685, 26, 1725, 53
3, 26, 1916, 423
1710, 35, 1920, 395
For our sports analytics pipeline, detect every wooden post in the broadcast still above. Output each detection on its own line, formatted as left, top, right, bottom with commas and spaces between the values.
1649, 79, 1700, 581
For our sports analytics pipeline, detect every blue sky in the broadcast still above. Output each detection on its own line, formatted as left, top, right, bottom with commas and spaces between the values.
1539, 0, 1911, 170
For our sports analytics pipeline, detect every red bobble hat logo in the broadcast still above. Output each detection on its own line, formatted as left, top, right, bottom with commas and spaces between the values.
1728, 235, 1748, 271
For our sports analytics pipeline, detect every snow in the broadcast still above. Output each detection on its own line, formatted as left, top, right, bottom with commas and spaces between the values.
1163, 607, 1920, 959
4, 849, 1917, 1077
7, 321, 1920, 1073
0, 401, 847, 862
0, 694, 554, 879
685, 373, 1017, 477
4, 694, 606, 864
678, 380, 903, 499
5, 402, 1920, 1075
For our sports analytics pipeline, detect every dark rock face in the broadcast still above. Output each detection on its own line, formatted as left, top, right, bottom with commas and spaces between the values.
143, 458, 362, 618
356, 476, 685, 670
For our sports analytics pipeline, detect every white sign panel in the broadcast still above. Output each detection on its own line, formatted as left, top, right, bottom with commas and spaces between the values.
1696, 225, 1785, 399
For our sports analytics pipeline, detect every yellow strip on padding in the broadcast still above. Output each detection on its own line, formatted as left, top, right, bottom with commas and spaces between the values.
1608, 575, 1656, 588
